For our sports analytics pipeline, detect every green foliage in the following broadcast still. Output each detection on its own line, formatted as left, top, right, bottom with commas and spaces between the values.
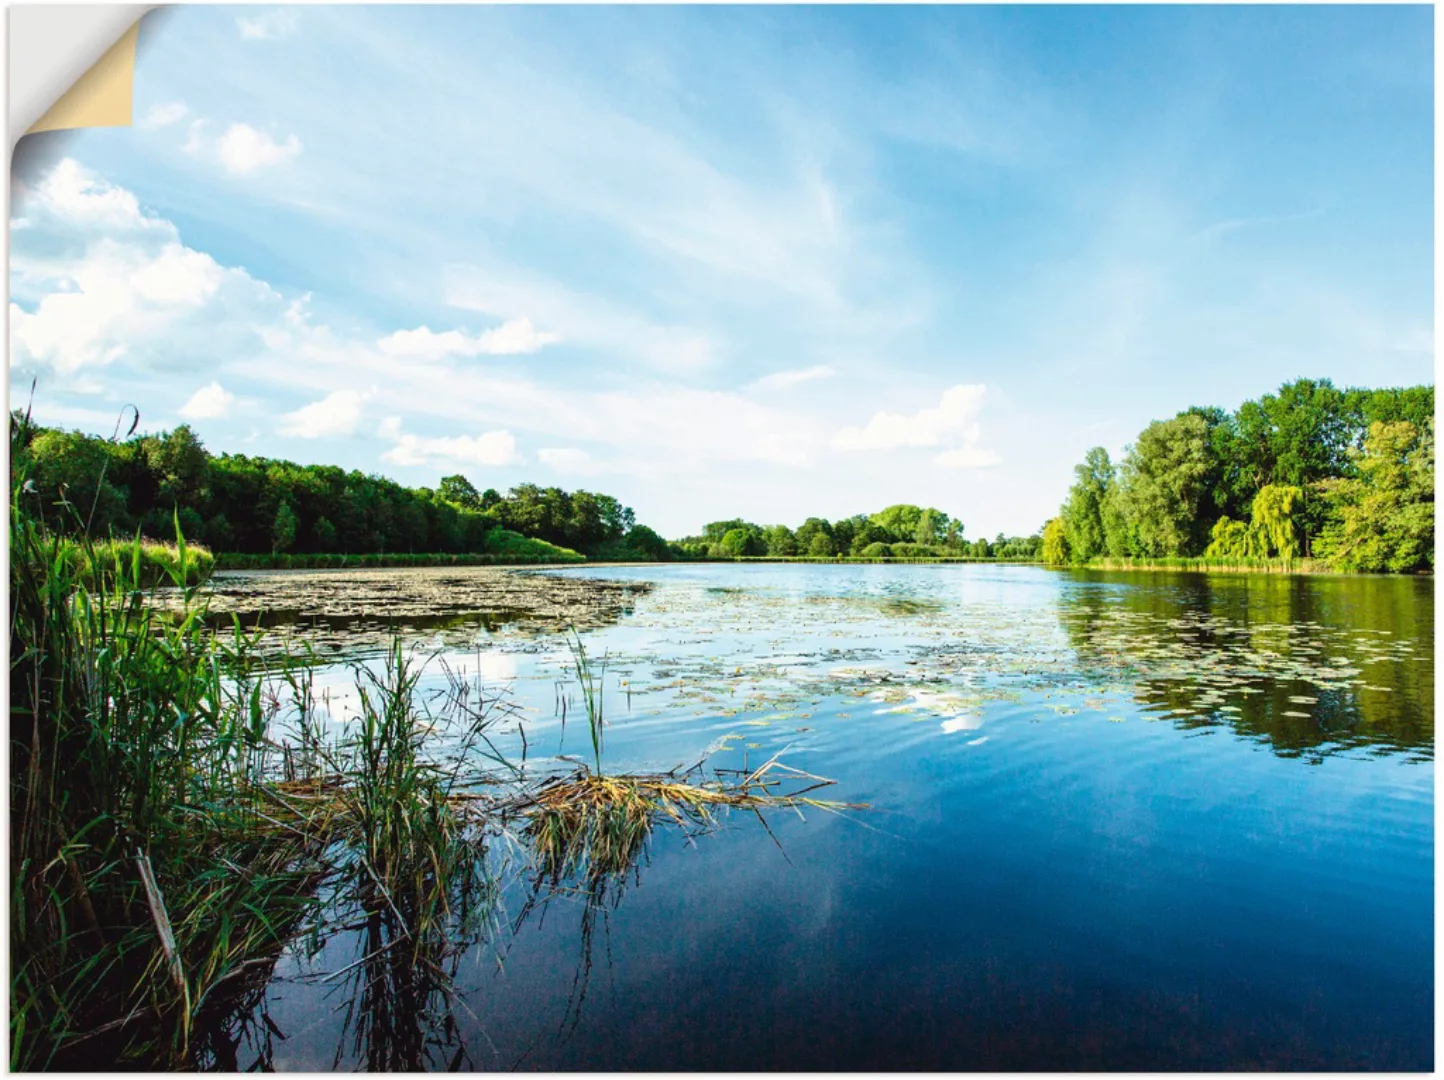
15, 418, 659, 561
868, 504, 953, 546
592, 524, 671, 562
858, 541, 893, 558
1204, 516, 1260, 560
1041, 517, 1070, 565
806, 531, 835, 557
718, 528, 760, 557
1061, 447, 1113, 562
1315, 420, 1435, 573
1047, 379, 1433, 574
1124, 413, 1218, 557
271, 501, 298, 554
437, 474, 482, 509
763, 524, 797, 556
1249, 484, 1304, 559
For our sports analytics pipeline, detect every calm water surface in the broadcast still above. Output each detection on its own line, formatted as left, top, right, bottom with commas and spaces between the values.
211, 564, 1433, 1070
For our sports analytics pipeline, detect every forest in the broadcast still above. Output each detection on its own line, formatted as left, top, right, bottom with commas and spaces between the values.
672, 509, 1040, 560
13, 375, 1433, 574
10, 415, 669, 563
1044, 379, 1434, 573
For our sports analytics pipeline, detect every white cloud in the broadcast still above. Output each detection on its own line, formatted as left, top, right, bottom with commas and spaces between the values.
748, 365, 836, 392
832, 383, 1000, 469
376, 317, 560, 360
237, 9, 298, 40
278, 389, 373, 438
178, 381, 235, 420
215, 124, 303, 175
9, 159, 280, 377
832, 383, 989, 451
383, 430, 522, 468
446, 263, 715, 372
139, 102, 188, 130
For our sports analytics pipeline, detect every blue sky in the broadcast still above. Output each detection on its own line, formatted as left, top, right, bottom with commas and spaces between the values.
10, 4, 1433, 539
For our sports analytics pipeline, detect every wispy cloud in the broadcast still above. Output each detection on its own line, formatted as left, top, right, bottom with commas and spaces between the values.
376, 318, 560, 360
237, 9, 298, 41
446, 262, 715, 372
748, 365, 836, 392
139, 101, 188, 130
382, 428, 522, 468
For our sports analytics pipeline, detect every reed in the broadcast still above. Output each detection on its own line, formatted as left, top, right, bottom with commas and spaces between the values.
10, 404, 867, 1067
1081, 555, 1330, 574
10, 411, 322, 1068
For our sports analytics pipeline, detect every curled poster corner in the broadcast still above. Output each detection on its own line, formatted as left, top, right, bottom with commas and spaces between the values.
11, 5, 155, 143
27, 20, 142, 135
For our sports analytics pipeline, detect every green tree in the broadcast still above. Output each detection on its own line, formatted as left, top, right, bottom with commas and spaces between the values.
313, 515, 338, 552
439, 474, 482, 509
1249, 484, 1304, 559
272, 501, 298, 554
1122, 413, 1217, 556
1041, 517, 1070, 566
1203, 517, 1260, 559
806, 532, 835, 557
763, 524, 797, 556
23, 429, 131, 535
1315, 420, 1434, 572
718, 528, 757, 557
623, 524, 670, 560
795, 517, 832, 553
1061, 446, 1113, 562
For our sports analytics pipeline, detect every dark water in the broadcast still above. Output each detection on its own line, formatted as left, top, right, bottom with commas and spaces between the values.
212, 564, 1433, 1071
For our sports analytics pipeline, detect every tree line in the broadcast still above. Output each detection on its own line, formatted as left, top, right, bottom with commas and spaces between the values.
672, 504, 1042, 560
1042, 379, 1434, 573
11, 414, 669, 562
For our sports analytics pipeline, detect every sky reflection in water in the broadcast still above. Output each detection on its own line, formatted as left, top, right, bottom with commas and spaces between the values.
208, 564, 1432, 1071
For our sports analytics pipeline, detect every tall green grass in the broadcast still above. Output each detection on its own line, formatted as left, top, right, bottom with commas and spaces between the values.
215, 543, 584, 572
9, 410, 502, 1068
1079, 555, 1328, 574
11, 429, 319, 1066
51, 535, 215, 588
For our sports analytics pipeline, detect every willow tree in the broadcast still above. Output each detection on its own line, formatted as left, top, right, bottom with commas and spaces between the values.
1041, 517, 1070, 566
1250, 484, 1304, 559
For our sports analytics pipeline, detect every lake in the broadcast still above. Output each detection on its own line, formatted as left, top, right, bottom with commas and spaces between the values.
194, 563, 1433, 1070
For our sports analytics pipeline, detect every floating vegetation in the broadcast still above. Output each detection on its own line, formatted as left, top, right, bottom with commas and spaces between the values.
514, 755, 862, 891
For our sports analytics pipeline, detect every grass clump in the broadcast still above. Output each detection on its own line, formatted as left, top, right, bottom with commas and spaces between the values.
10, 421, 321, 1067
52, 534, 215, 588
